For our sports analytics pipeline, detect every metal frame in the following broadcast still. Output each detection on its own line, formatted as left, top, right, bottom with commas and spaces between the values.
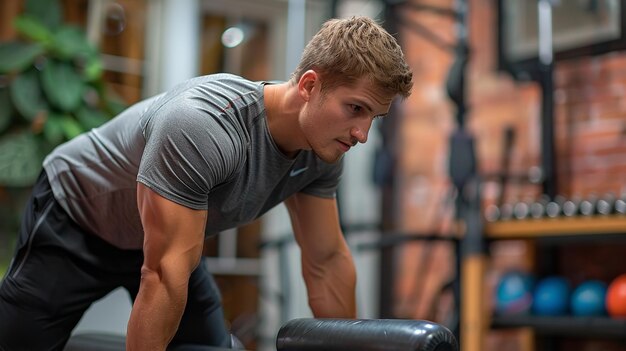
497, 0, 626, 81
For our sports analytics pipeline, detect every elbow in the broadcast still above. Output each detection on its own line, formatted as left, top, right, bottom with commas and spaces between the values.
139, 250, 202, 288
140, 265, 163, 286
139, 260, 192, 289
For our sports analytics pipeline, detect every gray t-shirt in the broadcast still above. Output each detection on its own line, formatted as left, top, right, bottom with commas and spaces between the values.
43, 74, 343, 249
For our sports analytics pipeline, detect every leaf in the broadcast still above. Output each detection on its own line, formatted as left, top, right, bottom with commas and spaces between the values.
43, 112, 65, 145
41, 60, 84, 112
76, 105, 110, 130
10, 69, 47, 121
83, 56, 103, 81
14, 15, 53, 44
59, 116, 83, 140
103, 88, 128, 116
24, 0, 62, 30
89, 80, 127, 116
51, 26, 94, 60
0, 87, 14, 133
0, 41, 45, 73
106, 98, 127, 117
0, 130, 44, 187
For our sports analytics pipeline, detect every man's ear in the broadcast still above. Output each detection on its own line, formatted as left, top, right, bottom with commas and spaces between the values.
298, 70, 319, 102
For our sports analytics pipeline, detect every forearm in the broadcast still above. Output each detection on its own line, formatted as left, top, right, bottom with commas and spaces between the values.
126, 268, 188, 351
304, 247, 357, 318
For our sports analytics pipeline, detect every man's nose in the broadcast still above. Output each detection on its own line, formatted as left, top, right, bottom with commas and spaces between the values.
350, 120, 371, 144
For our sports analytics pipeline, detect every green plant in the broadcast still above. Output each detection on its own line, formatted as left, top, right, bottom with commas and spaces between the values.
0, 0, 125, 187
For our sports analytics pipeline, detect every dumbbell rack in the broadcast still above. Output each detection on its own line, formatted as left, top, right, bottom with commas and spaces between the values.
463, 216, 626, 351
486, 216, 626, 239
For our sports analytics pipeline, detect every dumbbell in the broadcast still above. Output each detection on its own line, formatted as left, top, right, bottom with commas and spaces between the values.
485, 204, 501, 222
485, 203, 516, 222
614, 193, 626, 215
529, 197, 548, 219
596, 193, 616, 216
562, 196, 581, 217
579, 194, 598, 217
513, 201, 531, 220
544, 195, 566, 218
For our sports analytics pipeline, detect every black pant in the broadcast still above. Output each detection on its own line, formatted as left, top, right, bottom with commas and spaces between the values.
0, 172, 231, 351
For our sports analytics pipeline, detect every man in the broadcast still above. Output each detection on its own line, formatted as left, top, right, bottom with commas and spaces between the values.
0, 16, 412, 351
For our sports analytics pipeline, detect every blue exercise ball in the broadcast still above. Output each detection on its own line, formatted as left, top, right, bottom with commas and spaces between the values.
496, 271, 534, 315
532, 276, 570, 316
571, 280, 607, 317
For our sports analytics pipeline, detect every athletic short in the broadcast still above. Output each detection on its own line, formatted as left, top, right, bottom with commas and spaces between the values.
0, 171, 232, 351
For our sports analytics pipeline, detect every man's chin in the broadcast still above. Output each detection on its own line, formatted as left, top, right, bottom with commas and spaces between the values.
313, 150, 343, 164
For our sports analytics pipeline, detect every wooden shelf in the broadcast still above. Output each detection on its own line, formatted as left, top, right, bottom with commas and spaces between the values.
464, 218, 626, 350
484, 216, 626, 239
491, 315, 626, 339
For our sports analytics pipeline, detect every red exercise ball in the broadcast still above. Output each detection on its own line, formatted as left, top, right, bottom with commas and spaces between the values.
606, 274, 626, 318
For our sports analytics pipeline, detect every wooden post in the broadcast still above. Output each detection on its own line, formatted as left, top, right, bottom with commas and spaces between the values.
0, 0, 22, 41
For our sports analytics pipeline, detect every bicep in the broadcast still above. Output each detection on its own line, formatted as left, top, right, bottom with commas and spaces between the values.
137, 183, 207, 277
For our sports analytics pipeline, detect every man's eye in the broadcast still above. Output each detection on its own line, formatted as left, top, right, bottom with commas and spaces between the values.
349, 104, 362, 113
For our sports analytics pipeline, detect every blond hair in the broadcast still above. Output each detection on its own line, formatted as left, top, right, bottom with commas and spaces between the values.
291, 16, 413, 98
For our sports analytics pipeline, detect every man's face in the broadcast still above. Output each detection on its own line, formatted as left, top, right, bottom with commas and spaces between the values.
299, 77, 394, 163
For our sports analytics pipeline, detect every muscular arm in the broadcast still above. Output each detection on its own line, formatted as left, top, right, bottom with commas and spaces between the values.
285, 193, 356, 318
127, 183, 207, 351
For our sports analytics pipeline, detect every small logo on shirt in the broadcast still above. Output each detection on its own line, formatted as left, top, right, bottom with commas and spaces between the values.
290, 167, 308, 177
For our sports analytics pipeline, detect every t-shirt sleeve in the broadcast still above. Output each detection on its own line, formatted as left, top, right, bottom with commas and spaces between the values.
137, 98, 244, 209
300, 158, 344, 198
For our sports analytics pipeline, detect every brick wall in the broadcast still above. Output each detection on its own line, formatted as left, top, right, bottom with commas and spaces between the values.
556, 54, 626, 196
392, 1, 626, 350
